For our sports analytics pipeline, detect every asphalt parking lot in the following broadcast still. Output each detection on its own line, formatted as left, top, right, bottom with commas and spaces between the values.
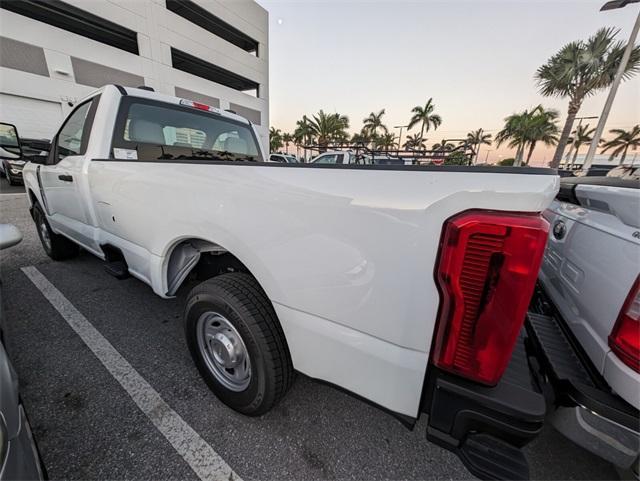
0, 176, 619, 480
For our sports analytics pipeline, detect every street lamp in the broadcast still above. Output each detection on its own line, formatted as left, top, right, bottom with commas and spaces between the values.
564, 115, 598, 168
394, 125, 409, 153
583, 0, 640, 170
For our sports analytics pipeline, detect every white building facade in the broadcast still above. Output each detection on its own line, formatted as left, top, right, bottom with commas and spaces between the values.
0, 0, 269, 149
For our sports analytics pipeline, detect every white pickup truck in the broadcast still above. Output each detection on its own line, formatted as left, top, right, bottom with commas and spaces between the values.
22, 85, 559, 479
528, 175, 640, 477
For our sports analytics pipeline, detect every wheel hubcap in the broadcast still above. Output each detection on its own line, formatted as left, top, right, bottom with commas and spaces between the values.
39, 219, 51, 251
197, 312, 251, 391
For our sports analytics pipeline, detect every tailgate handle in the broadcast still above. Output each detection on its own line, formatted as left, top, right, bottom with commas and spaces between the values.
58, 174, 73, 182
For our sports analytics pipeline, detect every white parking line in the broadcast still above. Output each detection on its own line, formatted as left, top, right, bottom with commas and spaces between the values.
21, 265, 241, 481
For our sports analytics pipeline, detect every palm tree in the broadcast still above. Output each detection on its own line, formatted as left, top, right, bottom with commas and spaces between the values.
294, 116, 315, 159
269, 127, 283, 152
363, 109, 388, 138
408, 98, 442, 139
282, 132, 293, 154
536, 27, 640, 168
307, 110, 350, 149
523, 106, 560, 164
568, 124, 596, 167
432, 139, 455, 152
375, 132, 397, 152
403, 134, 426, 151
351, 129, 374, 147
495, 112, 529, 165
466, 129, 492, 163
601, 125, 640, 164
495, 106, 559, 166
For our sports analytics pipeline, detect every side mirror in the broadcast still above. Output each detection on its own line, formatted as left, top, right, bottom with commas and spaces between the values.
29, 153, 48, 165
0, 224, 22, 250
0, 123, 23, 160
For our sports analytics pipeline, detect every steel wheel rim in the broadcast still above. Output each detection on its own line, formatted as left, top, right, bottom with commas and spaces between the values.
197, 311, 251, 392
39, 219, 51, 252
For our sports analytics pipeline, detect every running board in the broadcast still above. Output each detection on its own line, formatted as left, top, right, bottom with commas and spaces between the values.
104, 260, 130, 280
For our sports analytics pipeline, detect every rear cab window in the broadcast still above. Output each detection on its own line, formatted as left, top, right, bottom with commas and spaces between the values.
111, 98, 263, 162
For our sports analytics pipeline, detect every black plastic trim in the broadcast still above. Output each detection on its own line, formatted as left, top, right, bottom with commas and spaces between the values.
91, 157, 557, 175
421, 335, 545, 480
113, 84, 128, 96
166, 0, 259, 55
526, 286, 639, 431
0, 0, 139, 55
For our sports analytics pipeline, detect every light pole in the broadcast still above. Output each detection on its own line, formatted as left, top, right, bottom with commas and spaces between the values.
484, 149, 492, 163
394, 125, 409, 153
564, 115, 598, 168
583, 0, 640, 170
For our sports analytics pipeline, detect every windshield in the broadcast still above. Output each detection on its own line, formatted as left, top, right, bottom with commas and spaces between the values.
113, 99, 262, 162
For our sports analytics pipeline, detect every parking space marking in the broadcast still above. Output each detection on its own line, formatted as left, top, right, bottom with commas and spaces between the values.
22, 265, 242, 481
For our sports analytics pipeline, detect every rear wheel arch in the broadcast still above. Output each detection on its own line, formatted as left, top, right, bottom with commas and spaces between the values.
162, 237, 278, 302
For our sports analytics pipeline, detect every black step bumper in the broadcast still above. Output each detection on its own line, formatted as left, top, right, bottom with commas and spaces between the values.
526, 285, 639, 472
423, 334, 545, 480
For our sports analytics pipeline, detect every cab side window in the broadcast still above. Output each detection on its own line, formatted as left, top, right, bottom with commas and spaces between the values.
52, 97, 98, 164
314, 154, 338, 164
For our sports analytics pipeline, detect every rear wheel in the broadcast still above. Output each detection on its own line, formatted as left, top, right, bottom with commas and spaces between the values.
32, 203, 79, 260
184, 272, 294, 415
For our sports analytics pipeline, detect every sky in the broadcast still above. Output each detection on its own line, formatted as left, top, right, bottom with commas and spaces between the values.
256, 0, 640, 164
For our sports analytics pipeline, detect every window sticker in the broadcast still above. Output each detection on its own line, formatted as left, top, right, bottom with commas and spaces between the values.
113, 148, 138, 160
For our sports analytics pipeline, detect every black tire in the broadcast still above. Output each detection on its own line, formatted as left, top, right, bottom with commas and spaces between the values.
184, 272, 294, 416
32, 203, 79, 261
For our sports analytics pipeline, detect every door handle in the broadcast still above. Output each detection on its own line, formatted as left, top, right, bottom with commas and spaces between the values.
58, 174, 73, 182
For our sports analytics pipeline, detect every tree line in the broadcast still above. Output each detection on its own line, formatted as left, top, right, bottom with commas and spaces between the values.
270, 27, 640, 166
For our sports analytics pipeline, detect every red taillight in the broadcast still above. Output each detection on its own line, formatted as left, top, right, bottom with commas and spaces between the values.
609, 277, 640, 374
432, 210, 549, 385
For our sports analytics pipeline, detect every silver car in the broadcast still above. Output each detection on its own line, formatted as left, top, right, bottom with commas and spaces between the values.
0, 224, 45, 480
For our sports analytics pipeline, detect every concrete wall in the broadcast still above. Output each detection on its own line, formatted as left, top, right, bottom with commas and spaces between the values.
0, 0, 269, 148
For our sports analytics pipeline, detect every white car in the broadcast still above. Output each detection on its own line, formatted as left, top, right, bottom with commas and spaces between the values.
268, 153, 298, 163
22, 85, 559, 479
530, 175, 640, 476
311, 150, 413, 166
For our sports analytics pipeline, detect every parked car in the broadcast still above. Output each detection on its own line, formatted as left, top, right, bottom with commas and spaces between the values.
269, 153, 298, 163
310, 151, 412, 166
23, 85, 560, 479
0, 224, 45, 481
528, 175, 639, 477
309, 150, 366, 164
0, 123, 25, 186
573, 164, 617, 177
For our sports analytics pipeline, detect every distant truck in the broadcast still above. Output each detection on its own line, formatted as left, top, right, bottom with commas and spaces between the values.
22, 85, 560, 479
310, 150, 411, 165
529, 175, 639, 477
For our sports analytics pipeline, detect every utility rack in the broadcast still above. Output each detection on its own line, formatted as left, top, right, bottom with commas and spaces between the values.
299, 140, 476, 166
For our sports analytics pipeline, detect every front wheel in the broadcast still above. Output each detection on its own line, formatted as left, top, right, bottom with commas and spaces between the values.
32, 203, 79, 260
184, 272, 294, 416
